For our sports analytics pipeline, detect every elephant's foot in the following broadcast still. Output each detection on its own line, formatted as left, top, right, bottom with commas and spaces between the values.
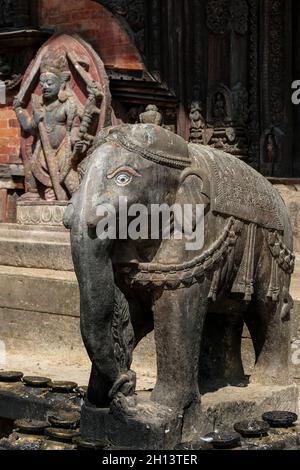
151, 383, 200, 412
108, 370, 138, 421
110, 392, 138, 421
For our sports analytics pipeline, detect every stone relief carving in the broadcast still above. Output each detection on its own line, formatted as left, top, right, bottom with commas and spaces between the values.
17, 201, 67, 226
13, 34, 111, 203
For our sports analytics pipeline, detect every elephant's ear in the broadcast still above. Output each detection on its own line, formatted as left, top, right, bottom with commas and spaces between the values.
176, 167, 210, 205
175, 168, 211, 230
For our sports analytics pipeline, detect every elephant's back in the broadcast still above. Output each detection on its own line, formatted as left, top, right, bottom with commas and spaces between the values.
188, 144, 292, 240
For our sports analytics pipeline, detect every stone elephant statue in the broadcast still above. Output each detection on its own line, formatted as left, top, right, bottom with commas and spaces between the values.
64, 123, 295, 419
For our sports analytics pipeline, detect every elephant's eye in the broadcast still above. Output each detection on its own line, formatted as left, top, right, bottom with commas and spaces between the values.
115, 172, 132, 186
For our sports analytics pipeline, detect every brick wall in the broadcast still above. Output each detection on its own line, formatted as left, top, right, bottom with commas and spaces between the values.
38, 0, 144, 70
0, 102, 21, 166
0, 94, 22, 222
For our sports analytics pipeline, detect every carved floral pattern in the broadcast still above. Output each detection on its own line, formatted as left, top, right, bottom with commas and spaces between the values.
206, 0, 248, 35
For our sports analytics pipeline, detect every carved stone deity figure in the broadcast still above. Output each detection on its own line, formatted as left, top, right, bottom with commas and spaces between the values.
14, 52, 91, 201
213, 92, 227, 120
189, 100, 205, 143
13, 34, 111, 207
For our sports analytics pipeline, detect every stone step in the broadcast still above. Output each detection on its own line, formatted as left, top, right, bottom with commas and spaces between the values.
0, 264, 156, 390
0, 223, 73, 271
0, 265, 79, 316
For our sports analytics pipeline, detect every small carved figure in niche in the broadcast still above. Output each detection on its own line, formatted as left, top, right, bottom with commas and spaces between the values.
189, 100, 205, 143
13, 51, 103, 201
139, 104, 162, 126
261, 127, 284, 174
225, 127, 236, 143
213, 92, 227, 120
265, 133, 277, 163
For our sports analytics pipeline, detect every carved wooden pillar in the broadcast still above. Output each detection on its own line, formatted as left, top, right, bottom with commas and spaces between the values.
204, 0, 249, 160
292, 0, 300, 177
259, 0, 293, 177
0, 0, 36, 29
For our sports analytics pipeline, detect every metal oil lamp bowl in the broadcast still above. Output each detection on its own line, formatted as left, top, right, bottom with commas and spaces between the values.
234, 419, 270, 438
262, 411, 298, 428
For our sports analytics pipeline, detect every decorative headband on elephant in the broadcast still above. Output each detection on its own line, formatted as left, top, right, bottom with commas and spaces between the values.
65, 122, 295, 429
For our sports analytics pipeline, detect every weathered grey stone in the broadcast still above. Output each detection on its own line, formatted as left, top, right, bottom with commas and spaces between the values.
182, 383, 299, 441
0, 266, 79, 316
0, 223, 73, 271
81, 398, 182, 450
80, 384, 299, 449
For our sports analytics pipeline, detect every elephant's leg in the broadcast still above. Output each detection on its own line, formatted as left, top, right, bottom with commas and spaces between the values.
151, 284, 207, 411
246, 273, 292, 386
199, 312, 246, 393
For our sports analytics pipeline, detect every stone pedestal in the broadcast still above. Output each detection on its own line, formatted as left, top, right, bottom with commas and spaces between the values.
80, 384, 299, 450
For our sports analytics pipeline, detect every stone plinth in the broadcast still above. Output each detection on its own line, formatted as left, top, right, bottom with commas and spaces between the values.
17, 201, 68, 226
80, 384, 298, 450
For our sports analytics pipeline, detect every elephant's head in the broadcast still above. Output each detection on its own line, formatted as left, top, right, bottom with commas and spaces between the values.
64, 124, 210, 407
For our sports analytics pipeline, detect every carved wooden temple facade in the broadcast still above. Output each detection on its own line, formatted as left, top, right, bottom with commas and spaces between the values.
0, 0, 298, 218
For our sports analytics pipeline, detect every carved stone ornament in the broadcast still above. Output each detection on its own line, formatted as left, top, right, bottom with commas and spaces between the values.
139, 104, 162, 126
17, 201, 68, 226
206, 0, 248, 35
13, 34, 111, 203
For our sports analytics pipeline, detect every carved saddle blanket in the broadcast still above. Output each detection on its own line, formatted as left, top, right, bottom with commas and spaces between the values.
189, 144, 285, 231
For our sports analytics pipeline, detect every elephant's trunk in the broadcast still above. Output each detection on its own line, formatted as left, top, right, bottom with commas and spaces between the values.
66, 167, 120, 407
